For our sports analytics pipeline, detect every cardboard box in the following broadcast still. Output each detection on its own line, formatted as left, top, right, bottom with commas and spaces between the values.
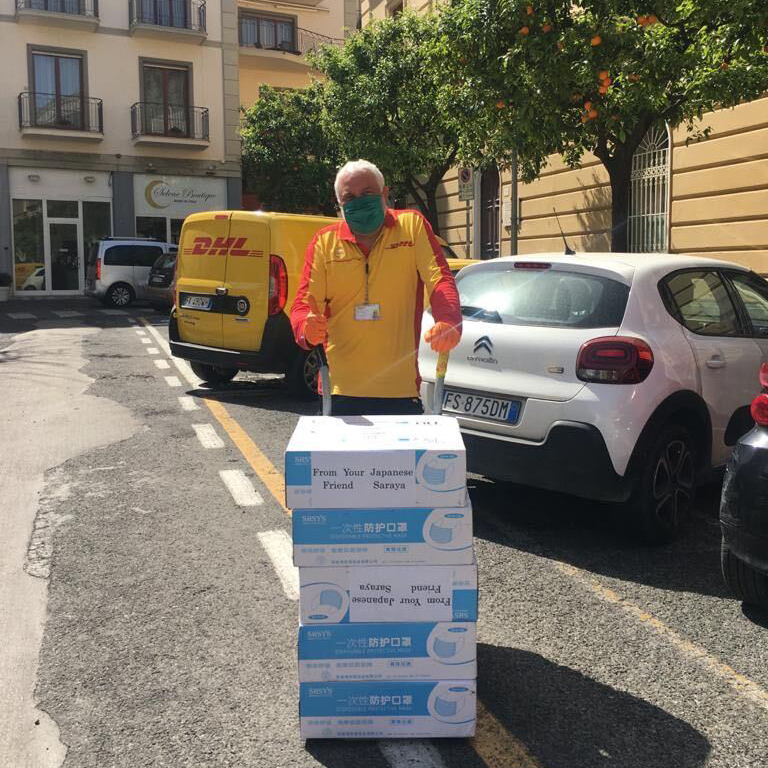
285, 415, 467, 509
298, 622, 476, 682
299, 680, 476, 738
299, 564, 477, 624
292, 503, 473, 566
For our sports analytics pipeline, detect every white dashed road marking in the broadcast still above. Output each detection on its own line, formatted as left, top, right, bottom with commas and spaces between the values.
52, 311, 83, 318
7, 313, 36, 320
219, 469, 264, 507
178, 396, 200, 411
135, 329, 147, 336
100, 309, 127, 315
147, 347, 159, 355
140, 337, 151, 344
379, 741, 448, 768
192, 423, 224, 449
139, 320, 201, 387
257, 530, 299, 600
154, 359, 170, 370
164, 375, 182, 388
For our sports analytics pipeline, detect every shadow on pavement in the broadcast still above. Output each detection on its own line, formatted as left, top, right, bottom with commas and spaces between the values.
741, 603, 768, 629
469, 475, 730, 599
478, 644, 710, 768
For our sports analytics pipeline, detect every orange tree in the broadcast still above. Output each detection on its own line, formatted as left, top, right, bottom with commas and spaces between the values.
433, 0, 768, 251
310, 12, 458, 234
240, 84, 340, 215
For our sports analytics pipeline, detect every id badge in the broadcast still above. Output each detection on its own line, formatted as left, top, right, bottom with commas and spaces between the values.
354, 303, 381, 321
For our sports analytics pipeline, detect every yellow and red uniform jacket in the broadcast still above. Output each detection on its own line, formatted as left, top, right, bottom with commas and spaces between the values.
290, 209, 462, 398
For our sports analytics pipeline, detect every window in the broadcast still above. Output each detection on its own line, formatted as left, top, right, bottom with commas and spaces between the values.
239, 13, 296, 52
31, 50, 84, 130
456, 268, 629, 328
170, 218, 184, 244
388, 1, 404, 17
663, 271, 741, 337
138, 0, 189, 28
727, 272, 768, 338
136, 216, 168, 241
480, 165, 500, 260
142, 64, 189, 136
103, 244, 163, 267
29, 0, 81, 13
46, 200, 78, 218
628, 125, 670, 252
12, 199, 45, 291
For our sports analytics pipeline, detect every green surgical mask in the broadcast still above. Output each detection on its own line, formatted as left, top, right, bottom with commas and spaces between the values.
342, 194, 386, 235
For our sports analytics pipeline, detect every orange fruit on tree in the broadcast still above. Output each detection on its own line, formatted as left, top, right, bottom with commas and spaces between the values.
636, 15, 648, 26
591, 34, 602, 46
496, 100, 506, 109
598, 85, 608, 94
598, 70, 610, 80
581, 114, 588, 123
647, 15, 658, 25
588, 109, 598, 119
583, 100, 592, 110
602, 76, 612, 86
526, 5, 534, 15
541, 23, 552, 33
520, 26, 530, 35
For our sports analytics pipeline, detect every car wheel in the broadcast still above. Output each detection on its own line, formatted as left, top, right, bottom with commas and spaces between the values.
106, 283, 134, 308
721, 541, 768, 608
189, 362, 237, 388
287, 348, 321, 400
630, 424, 696, 544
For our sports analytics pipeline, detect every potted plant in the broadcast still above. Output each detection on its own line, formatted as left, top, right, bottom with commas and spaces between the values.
0, 272, 11, 302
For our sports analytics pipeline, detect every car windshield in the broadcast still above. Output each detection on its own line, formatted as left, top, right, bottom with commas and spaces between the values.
153, 253, 177, 271
456, 267, 630, 328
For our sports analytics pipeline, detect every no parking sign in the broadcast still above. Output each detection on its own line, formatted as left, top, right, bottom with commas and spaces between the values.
458, 168, 474, 201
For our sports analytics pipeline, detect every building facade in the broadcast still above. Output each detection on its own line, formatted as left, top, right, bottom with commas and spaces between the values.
0, 0, 242, 296
361, 0, 768, 271
237, 0, 356, 108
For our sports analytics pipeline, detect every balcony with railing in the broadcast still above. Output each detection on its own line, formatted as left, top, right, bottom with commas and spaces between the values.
129, 0, 206, 42
16, 0, 99, 29
18, 91, 103, 141
131, 102, 209, 149
239, 17, 342, 64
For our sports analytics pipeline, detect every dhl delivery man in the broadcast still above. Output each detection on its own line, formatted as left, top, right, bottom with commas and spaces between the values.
290, 159, 462, 416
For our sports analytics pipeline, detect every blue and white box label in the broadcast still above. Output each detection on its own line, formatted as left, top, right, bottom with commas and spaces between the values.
292, 504, 473, 566
300, 680, 476, 738
299, 564, 477, 624
298, 622, 476, 681
285, 415, 467, 509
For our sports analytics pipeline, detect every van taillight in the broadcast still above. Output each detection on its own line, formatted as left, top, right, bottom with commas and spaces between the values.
268, 254, 288, 316
95, 257, 101, 281
576, 336, 654, 384
751, 394, 768, 426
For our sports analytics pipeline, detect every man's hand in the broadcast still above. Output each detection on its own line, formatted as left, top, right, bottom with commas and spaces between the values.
424, 321, 460, 353
303, 294, 328, 346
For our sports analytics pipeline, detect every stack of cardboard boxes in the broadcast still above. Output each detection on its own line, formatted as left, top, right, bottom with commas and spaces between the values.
286, 415, 477, 739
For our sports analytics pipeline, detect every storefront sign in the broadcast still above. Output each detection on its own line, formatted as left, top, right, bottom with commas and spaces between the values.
134, 175, 227, 218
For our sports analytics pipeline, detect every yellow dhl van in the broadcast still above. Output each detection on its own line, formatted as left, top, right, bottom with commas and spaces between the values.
169, 210, 336, 397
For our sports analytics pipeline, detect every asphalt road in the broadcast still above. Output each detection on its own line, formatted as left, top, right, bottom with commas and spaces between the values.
2, 298, 767, 768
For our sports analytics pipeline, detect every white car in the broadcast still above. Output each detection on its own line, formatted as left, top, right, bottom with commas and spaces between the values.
420, 253, 768, 542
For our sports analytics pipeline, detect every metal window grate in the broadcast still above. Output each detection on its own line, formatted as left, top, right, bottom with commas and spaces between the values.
628, 125, 670, 253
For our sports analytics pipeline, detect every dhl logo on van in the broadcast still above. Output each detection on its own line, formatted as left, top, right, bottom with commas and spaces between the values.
183, 237, 264, 258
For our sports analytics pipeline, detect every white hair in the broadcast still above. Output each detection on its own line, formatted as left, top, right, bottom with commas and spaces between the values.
334, 160, 385, 202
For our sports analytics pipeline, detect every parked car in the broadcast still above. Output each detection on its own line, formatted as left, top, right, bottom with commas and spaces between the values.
85, 238, 177, 308
419, 253, 768, 542
145, 251, 177, 311
169, 210, 336, 396
720, 363, 768, 607
21, 266, 45, 291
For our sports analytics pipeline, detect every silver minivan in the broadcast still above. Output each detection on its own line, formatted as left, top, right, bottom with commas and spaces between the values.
85, 238, 177, 308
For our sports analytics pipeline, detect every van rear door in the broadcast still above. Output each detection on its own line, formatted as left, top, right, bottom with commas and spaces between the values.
176, 212, 232, 348
222, 212, 271, 351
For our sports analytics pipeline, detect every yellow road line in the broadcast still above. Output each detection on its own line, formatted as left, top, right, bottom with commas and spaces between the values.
557, 561, 768, 713
472, 700, 544, 768
204, 398, 290, 516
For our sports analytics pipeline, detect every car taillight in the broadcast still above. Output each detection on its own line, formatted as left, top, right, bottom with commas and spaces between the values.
759, 362, 768, 391
576, 336, 654, 384
751, 393, 768, 426
268, 254, 288, 316
514, 262, 551, 270
95, 257, 101, 281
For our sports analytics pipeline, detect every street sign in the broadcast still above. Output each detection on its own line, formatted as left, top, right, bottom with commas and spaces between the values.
458, 167, 474, 201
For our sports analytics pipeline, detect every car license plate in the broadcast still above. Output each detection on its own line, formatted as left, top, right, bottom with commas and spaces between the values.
181, 295, 212, 311
442, 390, 520, 424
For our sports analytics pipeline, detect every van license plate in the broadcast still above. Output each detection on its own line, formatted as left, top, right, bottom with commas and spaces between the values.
181, 295, 212, 311
442, 390, 520, 424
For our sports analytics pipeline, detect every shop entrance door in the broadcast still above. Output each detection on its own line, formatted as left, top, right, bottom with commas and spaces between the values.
48, 220, 82, 293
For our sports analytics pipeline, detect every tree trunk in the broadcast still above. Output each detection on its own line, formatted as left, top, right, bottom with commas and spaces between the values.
606, 155, 633, 253
404, 178, 441, 236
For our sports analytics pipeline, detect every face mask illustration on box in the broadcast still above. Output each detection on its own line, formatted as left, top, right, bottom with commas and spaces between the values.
304, 583, 349, 623
427, 624, 474, 665
423, 509, 471, 550
428, 684, 475, 723
416, 453, 462, 491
